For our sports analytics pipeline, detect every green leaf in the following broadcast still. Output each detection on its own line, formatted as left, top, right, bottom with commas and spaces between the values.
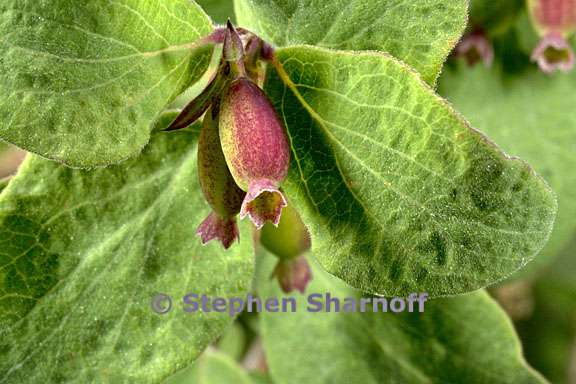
0, 127, 254, 382
0, 177, 9, 193
196, 0, 236, 25
164, 350, 255, 384
216, 322, 248, 361
234, 0, 467, 84
517, 240, 576, 383
249, 372, 275, 384
469, 0, 524, 36
439, 65, 576, 271
0, 1, 214, 167
258, 252, 547, 384
265, 45, 557, 297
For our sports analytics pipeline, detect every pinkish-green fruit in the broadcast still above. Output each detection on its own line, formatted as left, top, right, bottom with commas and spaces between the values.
219, 77, 290, 229
196, 106, 246, 249
261, 203, 312, 293
260, 203, 311, 260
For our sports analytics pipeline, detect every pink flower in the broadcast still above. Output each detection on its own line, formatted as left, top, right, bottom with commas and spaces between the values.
455, 29, 494, 67
271, 255, 313, 294
528, 0, 576, 72
531, 31, 575, 73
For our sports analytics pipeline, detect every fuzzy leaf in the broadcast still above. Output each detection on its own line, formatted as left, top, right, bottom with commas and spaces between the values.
439, 64, 576, 270
234, 0, 467, 84
258, 252, 547, 384
0, 1, 213, 167
0, 177, 9, 193
164, 350, 255, 384
266, 46, 557, 296
0, 127, 254, 382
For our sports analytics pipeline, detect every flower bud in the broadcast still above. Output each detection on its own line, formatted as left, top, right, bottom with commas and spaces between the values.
261, 203, 312, 293
196, 106, 246, 249
528, 0, 576, 72
219, 77, 290, 229
223, 20, 247, 77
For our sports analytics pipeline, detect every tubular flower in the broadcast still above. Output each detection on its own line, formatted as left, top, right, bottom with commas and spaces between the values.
455, 29, 494, 67
271, 255, 313, 294
261, 203, 312, 293
528, 0, 576, 72
196, 106, 246, 249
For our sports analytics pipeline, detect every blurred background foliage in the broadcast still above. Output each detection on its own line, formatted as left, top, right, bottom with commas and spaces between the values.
195, 0, 235, 25
439, 2, 576, 381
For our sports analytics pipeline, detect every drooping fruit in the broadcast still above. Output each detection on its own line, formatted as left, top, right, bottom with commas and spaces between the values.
218, 77, 290, 229
196, 105, 246, 249
261, 203, 312, 293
